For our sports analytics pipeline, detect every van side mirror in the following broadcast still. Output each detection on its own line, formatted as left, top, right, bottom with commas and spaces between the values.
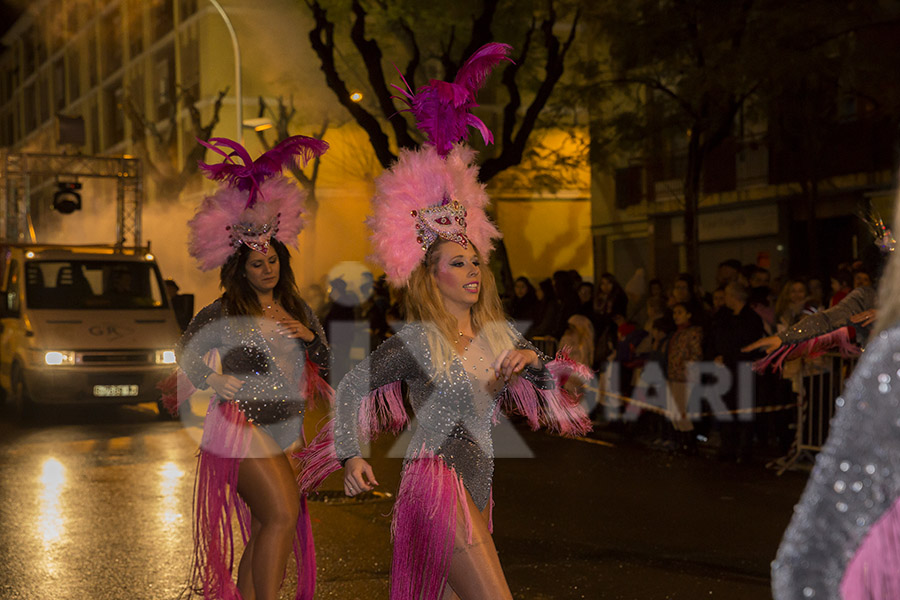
0, 290, 20, 317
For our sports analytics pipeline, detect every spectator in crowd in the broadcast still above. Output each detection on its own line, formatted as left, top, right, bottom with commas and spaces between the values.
508, 275, 540, 326
775, 279, 816, 331
666, 301, 704, 454
576, 281, 595, 318
526, 277, 562, 340
808, 278, 825, 310
595, 273, 629, 367
829, 269, 853, 307
745, 266, 775, 332
559, 314, 596, 369
717, 259, 743, 288
553, 270, 581, 338
708, 281, 766, 463
853, 267, 873, 289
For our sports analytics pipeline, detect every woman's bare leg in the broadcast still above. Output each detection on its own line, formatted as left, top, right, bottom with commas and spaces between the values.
236, 425, 300, 600
236, 517, 260, 600
444, 490, 513, 600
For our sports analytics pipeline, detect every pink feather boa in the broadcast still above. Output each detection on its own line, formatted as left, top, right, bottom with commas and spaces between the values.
752, 326, 861, 374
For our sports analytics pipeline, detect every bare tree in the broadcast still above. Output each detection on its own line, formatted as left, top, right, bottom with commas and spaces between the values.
122, 87, 228, 200
304, 0, 579, 182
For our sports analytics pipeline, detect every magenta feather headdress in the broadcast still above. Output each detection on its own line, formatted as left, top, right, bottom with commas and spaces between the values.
370, 43, 511, 286
188, 135, 328, 271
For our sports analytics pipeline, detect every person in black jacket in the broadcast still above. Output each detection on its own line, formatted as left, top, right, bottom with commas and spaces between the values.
708, 281, 766, 462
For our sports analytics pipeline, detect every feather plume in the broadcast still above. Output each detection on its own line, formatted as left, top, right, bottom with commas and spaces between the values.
393, 42, 512, 156
188, 176, 307, 271
368, 144, 501, 285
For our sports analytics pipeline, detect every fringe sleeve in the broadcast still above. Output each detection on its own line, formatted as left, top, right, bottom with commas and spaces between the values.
499, 324, 592, 436
175, 300, 225, 390
295, 326, 424, 494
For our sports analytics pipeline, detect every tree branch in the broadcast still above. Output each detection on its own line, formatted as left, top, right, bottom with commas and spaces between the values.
481, 2, 580, 181
349, 0, 416, 150
306, 0, 396, 168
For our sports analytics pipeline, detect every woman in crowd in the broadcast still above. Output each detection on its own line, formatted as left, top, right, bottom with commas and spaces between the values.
508, 275, 540, 326
167, 136, 330, 600
665, 302, 703, 453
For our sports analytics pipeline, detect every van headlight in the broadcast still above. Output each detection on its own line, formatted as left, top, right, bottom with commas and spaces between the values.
155, 350, 177, 365
44, 351, 75, 366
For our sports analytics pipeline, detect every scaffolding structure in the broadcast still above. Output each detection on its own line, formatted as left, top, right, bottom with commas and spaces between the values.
0, 151, 143, 247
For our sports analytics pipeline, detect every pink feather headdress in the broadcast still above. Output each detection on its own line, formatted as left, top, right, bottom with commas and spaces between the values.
187, 135, 328, 271
369, 42, 512, 286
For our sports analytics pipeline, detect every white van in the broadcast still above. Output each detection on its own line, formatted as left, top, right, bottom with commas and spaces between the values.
0, 244, 181, 417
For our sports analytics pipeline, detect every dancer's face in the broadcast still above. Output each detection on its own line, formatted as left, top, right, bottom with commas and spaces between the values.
433, 242, 481, 315
245, 249, 280, 295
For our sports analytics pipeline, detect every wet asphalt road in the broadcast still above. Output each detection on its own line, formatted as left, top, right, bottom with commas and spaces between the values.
0, 397, 809, 600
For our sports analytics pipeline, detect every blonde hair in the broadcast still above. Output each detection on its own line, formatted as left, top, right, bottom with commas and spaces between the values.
406, 240, 516, 375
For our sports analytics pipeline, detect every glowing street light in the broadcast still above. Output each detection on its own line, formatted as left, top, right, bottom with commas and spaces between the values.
350, 91, 363, 103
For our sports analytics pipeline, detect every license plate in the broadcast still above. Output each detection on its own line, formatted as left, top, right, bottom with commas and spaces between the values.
93, 384, 139, 397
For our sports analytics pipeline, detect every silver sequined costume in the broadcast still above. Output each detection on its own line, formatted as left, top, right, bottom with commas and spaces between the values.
333, 321, 554, 511
177, 297, 329, 445
772, 325, 900, 598
778, 285, 876, 346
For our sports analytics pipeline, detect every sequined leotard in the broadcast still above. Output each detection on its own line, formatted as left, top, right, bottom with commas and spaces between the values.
333, 322, 554, 510
177, 297, 329, 446
772, 325, 900, 598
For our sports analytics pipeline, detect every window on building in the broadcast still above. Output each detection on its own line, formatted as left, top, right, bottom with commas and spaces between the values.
179, 23, 200, 100
53, 58, 66, 111
22, 27, 36, 76
23, 82, 36, 133
127, 65, 145, 114
103, 79, 125, 149
101, 8, 124, 79
151, 0, 175, 42
67, 46, 81, 102
38, 72, 51, 125
87, 30, 98, 89
127, 0, 143, 59
154, 44, 176, 121
179, 0, 198, 19
89, 99, 100, 152
615, 165, 644, 209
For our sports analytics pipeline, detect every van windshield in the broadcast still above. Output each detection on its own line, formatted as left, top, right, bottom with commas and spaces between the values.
24, 260, 169, 310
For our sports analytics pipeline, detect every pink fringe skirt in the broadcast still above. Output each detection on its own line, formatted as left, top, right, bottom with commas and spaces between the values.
187, 399, 316, 600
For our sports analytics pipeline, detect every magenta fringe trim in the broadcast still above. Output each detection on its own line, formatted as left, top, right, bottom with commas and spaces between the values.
358, 381, 408, 442
301, 355, 335, 413
157, 368, 196, 417
500, 352, 592, 436
189, 400, 253, 599
189, 400, 317, 599
391, 452, 469, 600
293, 420, 341, 496
753, 326, 861, 374
841, 495, 900, 599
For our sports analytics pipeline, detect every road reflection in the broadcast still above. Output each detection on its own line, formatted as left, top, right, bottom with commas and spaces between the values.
159, 461, 185, 526
38, 457, 66, 576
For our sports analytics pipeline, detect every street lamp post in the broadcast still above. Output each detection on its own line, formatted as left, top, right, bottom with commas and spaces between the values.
207, 0, 242, 143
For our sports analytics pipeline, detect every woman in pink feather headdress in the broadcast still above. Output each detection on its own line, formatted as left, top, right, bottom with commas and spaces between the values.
294, 43, 591, 600
162, 135, 332, 600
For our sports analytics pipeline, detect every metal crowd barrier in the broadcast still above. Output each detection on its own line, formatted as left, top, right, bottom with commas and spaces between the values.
531, 335, 558, 358
769, 353, 859, 475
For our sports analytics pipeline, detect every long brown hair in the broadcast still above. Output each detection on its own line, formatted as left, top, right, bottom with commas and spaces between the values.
220, 239, 310, 328
406, 240, 515, 373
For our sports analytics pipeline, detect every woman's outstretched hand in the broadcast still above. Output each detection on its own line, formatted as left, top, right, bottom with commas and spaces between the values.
207, 372, 244, 400
741, 335, 782, 355
344, 456, 379, 496
493, 349, 541, 381
850, 309, 877, 328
